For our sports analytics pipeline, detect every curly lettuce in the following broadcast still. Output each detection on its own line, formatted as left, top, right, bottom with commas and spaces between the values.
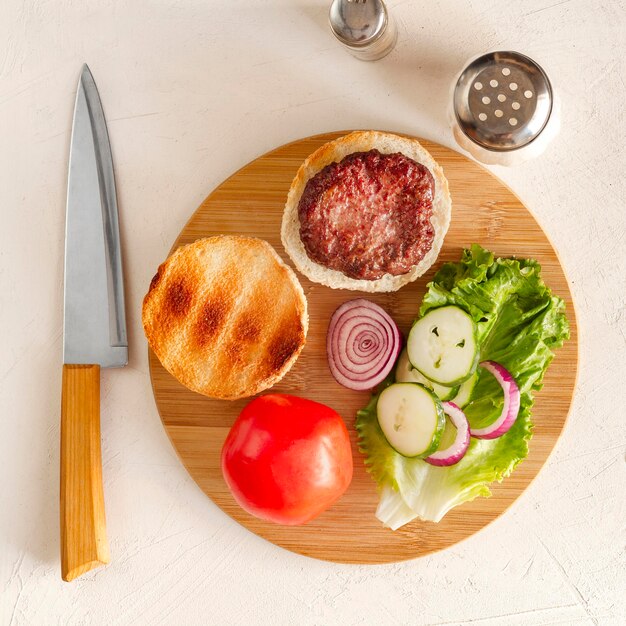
355, 245, 570, 528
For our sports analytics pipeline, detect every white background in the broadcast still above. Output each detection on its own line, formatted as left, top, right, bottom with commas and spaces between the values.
1, 1, 625, 624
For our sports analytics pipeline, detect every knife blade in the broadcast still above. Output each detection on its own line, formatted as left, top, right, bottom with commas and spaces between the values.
60, 65, 127, 582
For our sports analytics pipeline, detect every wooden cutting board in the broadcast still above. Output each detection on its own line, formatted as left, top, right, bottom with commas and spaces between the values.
148, 132, 578, 564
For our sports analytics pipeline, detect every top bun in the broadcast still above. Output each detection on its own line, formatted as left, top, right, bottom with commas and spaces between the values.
142, 236, 308, 400
281, 131, 451, 293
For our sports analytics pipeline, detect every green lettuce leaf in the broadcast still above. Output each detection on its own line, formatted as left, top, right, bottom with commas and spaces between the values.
355, 245, 570, 527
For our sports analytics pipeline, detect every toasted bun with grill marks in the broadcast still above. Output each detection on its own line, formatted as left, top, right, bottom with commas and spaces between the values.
281, 131, 452, 293
143, 236, 308, 400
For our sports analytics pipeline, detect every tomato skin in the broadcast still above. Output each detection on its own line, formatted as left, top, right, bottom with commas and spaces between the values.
221, 394, 353, 525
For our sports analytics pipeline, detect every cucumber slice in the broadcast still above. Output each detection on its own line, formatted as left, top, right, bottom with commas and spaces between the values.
433, 382, 460, 402
407, 305, 479, 386
376, 383, 446, 458
395, 348, 431, 386
450, 371, 479, 408
395, 349, 459, 400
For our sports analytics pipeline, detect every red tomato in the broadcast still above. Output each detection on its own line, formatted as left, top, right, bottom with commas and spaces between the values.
221, 394, 353, 525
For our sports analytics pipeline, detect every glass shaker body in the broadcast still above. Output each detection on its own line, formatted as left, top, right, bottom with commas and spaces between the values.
449, 51, 560, 166
329, 0, 397, 62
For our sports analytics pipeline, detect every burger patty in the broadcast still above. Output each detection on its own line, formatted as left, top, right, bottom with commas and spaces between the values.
297, 149, 435, 281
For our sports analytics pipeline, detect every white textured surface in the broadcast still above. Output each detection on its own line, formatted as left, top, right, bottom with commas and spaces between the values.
1, 1, 625, 624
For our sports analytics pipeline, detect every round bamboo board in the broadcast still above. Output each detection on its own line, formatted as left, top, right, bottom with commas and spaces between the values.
148, 132, 578, 564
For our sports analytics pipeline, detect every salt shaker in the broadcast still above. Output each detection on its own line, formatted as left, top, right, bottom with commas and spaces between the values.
329, 0, 397, 61
450, 51, 560, 165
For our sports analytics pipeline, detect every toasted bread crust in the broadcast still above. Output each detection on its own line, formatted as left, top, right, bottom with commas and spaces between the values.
281, 131, 452, 292
143, 236, 308, 400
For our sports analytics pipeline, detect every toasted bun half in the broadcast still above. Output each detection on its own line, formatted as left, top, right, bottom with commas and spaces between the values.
143, 236, 308, 400
281, 131, 452, 293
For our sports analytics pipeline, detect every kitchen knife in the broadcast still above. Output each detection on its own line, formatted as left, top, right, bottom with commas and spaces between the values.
61, 65, 127, 582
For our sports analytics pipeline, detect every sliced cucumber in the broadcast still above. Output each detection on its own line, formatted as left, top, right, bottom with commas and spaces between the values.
395, 348, 432, 386
407, 305, 479, 386
376, 383, 446, 458
450, 371, 479, 408
395, 349, 459, 400
433, 382, 460, 402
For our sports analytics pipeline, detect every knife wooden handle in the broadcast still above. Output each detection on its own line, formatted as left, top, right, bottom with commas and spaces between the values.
60, 364, 110, 582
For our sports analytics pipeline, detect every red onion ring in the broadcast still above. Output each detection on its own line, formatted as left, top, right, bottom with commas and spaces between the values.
327, 299, 401, 391
425, 402, 471, 466
470, 361, 521, 439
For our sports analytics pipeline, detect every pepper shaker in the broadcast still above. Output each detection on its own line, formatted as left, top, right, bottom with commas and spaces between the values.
329, 0, 397, 61
450, 51, 560, 165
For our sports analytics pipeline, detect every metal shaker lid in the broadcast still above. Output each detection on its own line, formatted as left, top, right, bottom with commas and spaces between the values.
453, 51, 553, 152
329, 0, 388, 48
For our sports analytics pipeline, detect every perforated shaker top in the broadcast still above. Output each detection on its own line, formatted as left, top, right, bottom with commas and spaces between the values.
454, 51, 553, 152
